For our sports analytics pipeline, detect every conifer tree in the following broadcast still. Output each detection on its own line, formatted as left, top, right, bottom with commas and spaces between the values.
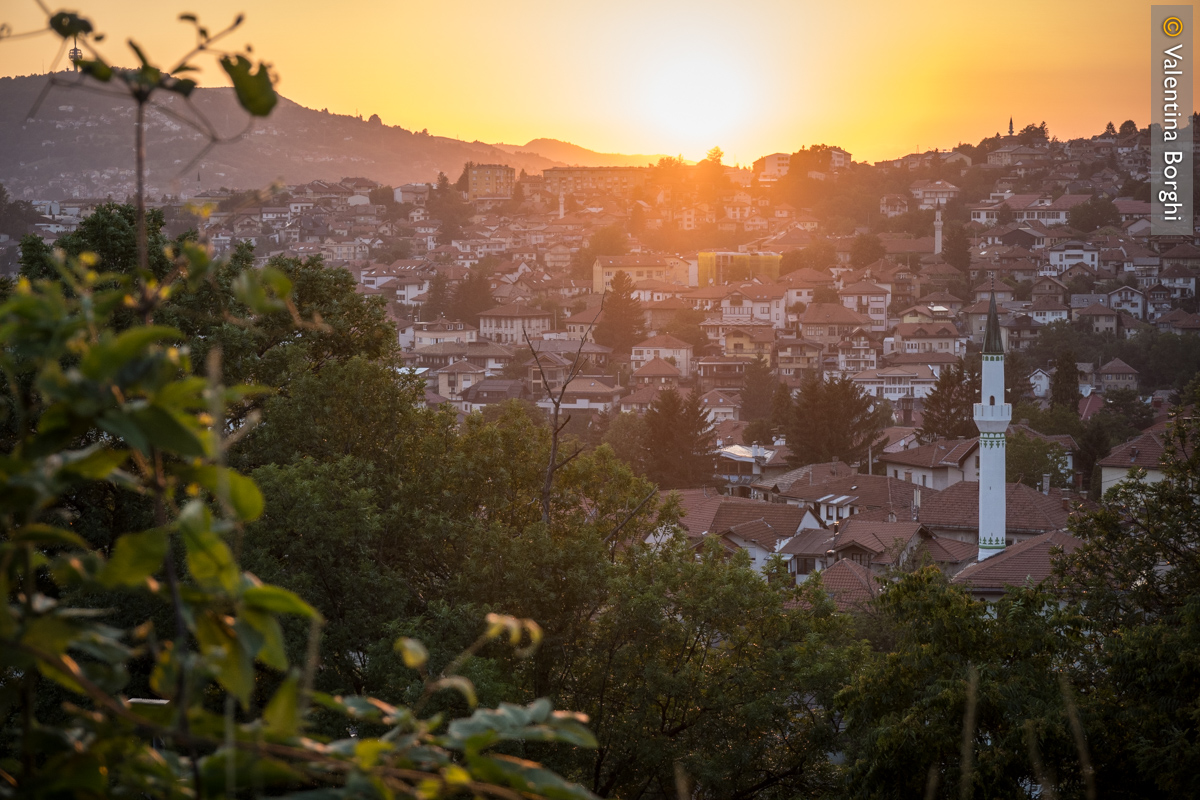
594, 270, 645, 354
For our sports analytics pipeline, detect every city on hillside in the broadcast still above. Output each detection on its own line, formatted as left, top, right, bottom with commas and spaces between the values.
3, 116, 1200, 604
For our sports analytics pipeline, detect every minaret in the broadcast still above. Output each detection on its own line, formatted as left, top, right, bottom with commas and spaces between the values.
934, 208, 943, 255
1008, 116, 1014, 136
974, 291, 1011, 561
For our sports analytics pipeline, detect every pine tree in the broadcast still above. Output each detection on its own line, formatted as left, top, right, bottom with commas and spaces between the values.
594, 270, 645, 354
917, 359, 981, 443
644, 388, 716, 488
942, 223, 971, 272
787, 375, 890, 466
740, 355, 777, 422
1049, 351, 1081, 411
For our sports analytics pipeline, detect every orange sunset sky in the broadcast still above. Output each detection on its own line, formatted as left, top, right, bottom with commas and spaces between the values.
0, 0, 1190, 165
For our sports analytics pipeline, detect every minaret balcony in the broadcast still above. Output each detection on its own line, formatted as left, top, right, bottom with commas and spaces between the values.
973, 402, 1012, 433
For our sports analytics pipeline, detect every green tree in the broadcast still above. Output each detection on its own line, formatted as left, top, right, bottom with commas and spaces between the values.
850, 233, 886, 268
788, 374, 889, 466
942, 223, 972, 272
600, 412, 650, 476
593, 270, 645, 354
741, 355, 778, 422
449, 267, 495, 327
663, 307, 710, 353
1069, 197, 1121, 233
1006, 431, 1071, 488
838, 569, 1088, 800
424, 270, 452, 320
1055, 396, 1200, 796
549, 537, 861, 798
918, 359, 981, 443
1050, 351, 1082, 411
780, 241, 836, 275
643, 388, 716, 488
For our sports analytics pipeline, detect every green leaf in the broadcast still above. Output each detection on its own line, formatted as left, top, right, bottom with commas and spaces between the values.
60, 445, 127, 480
354, 739, 392, 769
99, 528, 168, 588
129, 405, 207, 458
80, 325, 181, 381
21, 615, 78, 657
179, 501, 238, 593
219, 55, 277, 116
77, 59, 113, 82
467, 753, 597, 800
394, 637, 428, 670
263, 673, 300, 737
10, 524, 87, 549
195, 612, 253, 707
243, 585, 320, 620
176, 464, 264, 521
431, 676, 476, 708
242, 608, 288, 670
49, 11, 94, 38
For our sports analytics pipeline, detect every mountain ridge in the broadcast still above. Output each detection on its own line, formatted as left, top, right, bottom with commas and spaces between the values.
0, 73, 665, 200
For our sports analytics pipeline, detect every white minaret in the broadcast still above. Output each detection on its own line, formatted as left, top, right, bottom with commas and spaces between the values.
934, 208, 943, 255
974, 292, 1011, 560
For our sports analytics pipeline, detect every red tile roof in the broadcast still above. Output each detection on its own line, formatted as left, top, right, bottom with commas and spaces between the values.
915, 481, 1069, 535
818, 559, 879, 612
951, 531, 1080, 592
1098, 432, 1166, 471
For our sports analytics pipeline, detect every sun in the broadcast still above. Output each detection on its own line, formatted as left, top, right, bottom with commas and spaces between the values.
636, 52, 759, 161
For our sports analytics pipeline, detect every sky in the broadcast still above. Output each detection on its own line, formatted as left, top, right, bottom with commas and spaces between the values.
0, 0, 1188, 165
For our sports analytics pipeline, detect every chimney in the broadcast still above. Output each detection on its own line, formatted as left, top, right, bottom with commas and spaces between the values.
912, 488, 921, 521
1042, 474, 1051, 495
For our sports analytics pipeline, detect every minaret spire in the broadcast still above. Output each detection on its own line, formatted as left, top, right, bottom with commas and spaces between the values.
974, 290, 1011, 561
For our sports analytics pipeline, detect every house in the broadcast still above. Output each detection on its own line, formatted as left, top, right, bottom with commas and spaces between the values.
1048, 240, 1101, 273
879, 194, 909, 217
478, 303, 554, 345
829, 519, 975, 576
715, 444, 792, 493
1028, 297, 1070, 325
631, 334, 694, 375
1107, 285, 1145, 320
593, 254, 688, 294
799, 304, 873, 349
951, 531, 1081, 603
413, 318, 477, 348
999, 313, 1042, 351
838, 281, 890, 331
850, 364, 940, 401
891, 321, 965, 357
696, 389, 742, 423
1096, 358, 1139, 391
459, 379, 532, 412
433, 360, 486, 401
1074, 303, 1119, 335
879, 438, 980, 489
633, 357, 682, 388
783, 473, 931, 515
774, 337, 824, 383
1098, 432, 1167, 492
908, 481, 1071, 549
536, 377, 622, 415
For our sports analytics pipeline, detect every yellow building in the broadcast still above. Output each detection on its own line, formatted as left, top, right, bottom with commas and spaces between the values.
697, 251, 783, 285
592, 255, 690, 294
467, 164, 515, 201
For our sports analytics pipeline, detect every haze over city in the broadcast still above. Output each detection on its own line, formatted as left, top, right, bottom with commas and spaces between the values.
0, 0, 1179, 163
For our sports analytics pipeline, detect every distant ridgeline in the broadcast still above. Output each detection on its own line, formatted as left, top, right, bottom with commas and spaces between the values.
0, 73, 648, 199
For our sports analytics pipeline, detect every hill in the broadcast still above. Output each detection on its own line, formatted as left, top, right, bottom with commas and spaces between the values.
0, 73, 656, 200
491, 138, 674, 168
